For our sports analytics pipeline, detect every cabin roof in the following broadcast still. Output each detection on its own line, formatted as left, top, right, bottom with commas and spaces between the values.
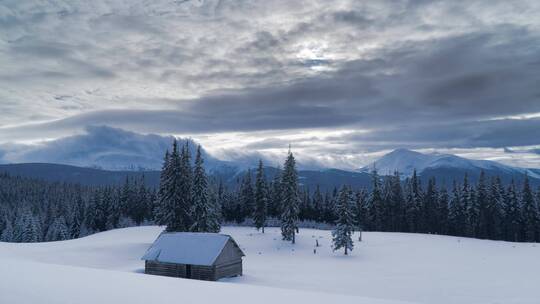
141, 232, 244, 266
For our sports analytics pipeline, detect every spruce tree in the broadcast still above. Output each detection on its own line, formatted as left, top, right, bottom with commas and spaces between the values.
487, 177, 505, 240
268, 171, 283, 217
354, 189, 369, 232
156, 140, 193, 232
438, 184, 449, 235
253, 160, 268, 233
312, 185, 324, 222
45, 217, 68, 241
239, 170, 255, 220
1, 218, 13, 242
332, 186, 355, 255
368, 169, 383, 231
16, 209, 41, 243
423, 177, 438, 234
504, 180, 520, 242
520, 175, 538, 242
191, 145, 219, 232
155, 149, 172, 227
280, 150, 300, 244
177, 142, 194, 231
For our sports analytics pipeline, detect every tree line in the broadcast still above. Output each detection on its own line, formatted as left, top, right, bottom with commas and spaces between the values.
2, 141, 540, 251
0, 173, 156, 242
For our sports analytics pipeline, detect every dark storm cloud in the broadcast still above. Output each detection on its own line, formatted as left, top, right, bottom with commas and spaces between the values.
1, 0, 540, 168
2, 24, 540, 151
330, 118, 540, 151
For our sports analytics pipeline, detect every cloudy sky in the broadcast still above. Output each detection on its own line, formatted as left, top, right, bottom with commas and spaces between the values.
1, 0, 540, 169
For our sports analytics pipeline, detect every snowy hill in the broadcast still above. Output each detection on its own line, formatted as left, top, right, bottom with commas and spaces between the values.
1, 226, 539, 304
361, 149, 540, 184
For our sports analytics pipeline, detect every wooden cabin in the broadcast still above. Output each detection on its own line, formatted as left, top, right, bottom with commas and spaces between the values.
141, 232, 245, 281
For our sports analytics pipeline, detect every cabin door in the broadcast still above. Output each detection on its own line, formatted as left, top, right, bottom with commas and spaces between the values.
186, 265, 192, 278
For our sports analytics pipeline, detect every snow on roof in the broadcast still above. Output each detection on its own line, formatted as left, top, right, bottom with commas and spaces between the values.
141, 232, 243, 266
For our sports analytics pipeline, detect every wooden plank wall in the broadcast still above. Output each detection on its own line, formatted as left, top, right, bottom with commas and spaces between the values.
145, 260, 187, 278
215, 260, 242, 280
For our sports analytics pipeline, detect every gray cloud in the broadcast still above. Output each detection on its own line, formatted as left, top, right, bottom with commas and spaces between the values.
1, 0, 540, 168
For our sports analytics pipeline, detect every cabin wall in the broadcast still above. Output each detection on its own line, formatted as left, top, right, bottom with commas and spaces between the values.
215, 240, 244, 265
145, 261, 186, 278
215, 260, 242, 280
191, 265, 216, 281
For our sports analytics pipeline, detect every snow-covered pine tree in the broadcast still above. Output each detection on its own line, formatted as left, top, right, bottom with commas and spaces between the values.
520, 175, 538, 242
154, 149, 172, 227
368, 169, 384, 231
280, 149, 300, 243
332, 185, 355, 255
268, 171, 283, 218
505, 180, 521, 242
69, 190, 85, 239
487, 176, 505, 240
253, 160, 268, 233
239, 170, 255, 220
312, 185, 324, 222
389, 171, 405, 232
208, 186, 222, 233
423, 177, 438, 234
45, 216, 69, 241
191, 145, 219, 232
15, 209, 41, 243
156, 140, 193, 232
354, 188, 368, 233
177, 142, 194, 230
438, 184, 449, 235
132, 176, 149, 225
1, 217, 13, 242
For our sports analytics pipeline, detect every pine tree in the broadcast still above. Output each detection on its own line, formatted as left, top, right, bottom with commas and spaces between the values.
438, 184, 449, 235
448, 180, 462, 235
155, 140, 194, 232
475, 170, 489, 238
280, 150, 300, 243
460, 174, 475, 237
177, 142, 194, 231
94, 188, 113, 231
423, 177, 438, 234
388, 171, 405, 232
504, 180, 520, 242
253, 160, 268, 233
45, 216, 68, 241
332, 186, 355, 255
191, 145, 219, 232
312, 185, 324, 222
520, 175, 538, 242
487, 177, 505, 240
155, 149, 172, 227
239, 170, 255, 221
268, 171, 283, 218
354, 189, 368, 232
368, 169, 384, 231
1, 218, 14, 242
15, 209, 41, 243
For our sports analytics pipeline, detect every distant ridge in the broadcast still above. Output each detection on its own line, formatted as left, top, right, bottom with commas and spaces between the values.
361, 149, 540, 185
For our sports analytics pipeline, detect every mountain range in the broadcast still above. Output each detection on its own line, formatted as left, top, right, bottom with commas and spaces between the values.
0, 148, 538, 190
361, 148, 540, 184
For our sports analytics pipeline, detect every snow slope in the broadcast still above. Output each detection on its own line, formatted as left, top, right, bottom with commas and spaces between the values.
1, 226, 540, 304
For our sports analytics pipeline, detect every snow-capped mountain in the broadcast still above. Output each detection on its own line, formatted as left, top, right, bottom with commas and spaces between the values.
361, 149, 540, 182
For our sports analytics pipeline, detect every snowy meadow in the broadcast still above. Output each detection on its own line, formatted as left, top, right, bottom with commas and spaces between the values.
1, 226, 539, 304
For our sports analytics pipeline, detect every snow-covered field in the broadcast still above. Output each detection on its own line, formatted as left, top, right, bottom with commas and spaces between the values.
1, 226, 539, 304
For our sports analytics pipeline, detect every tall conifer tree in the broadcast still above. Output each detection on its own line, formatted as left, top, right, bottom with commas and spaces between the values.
280, 149, 300, 243
254, 160, 268, 233
332, 185, 355, 255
